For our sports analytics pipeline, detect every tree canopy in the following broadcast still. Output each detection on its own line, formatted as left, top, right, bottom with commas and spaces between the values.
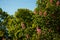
0, 0, 60, 40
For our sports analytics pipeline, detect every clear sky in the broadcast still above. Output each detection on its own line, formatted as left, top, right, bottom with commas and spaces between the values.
0, 0, 36, 15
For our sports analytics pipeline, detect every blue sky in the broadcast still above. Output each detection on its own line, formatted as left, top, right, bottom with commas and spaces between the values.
0, 0, 36, 15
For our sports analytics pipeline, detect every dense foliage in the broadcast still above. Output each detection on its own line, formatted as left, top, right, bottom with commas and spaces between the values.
0, 0, 60, 40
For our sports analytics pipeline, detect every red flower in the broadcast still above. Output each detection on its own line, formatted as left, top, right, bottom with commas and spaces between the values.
43, 11, 47, 17
21, 22, 25, 29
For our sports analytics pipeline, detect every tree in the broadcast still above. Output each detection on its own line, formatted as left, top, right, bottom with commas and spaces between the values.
15, 8, 34, 27
0, 8, 9, 40
33, 0, 60, 40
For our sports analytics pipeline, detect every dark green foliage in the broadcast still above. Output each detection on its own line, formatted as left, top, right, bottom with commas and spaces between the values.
0, 0, 60, 40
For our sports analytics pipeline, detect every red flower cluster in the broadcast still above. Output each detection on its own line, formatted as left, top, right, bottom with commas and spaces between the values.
36, 27, 41, 35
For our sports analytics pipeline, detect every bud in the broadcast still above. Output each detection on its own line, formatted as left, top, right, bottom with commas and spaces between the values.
39, 11, 42, 16
21, 22, 25, 29
56, 1, 59, 6
50, 0, 53, 3
43, 11, 47, 17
